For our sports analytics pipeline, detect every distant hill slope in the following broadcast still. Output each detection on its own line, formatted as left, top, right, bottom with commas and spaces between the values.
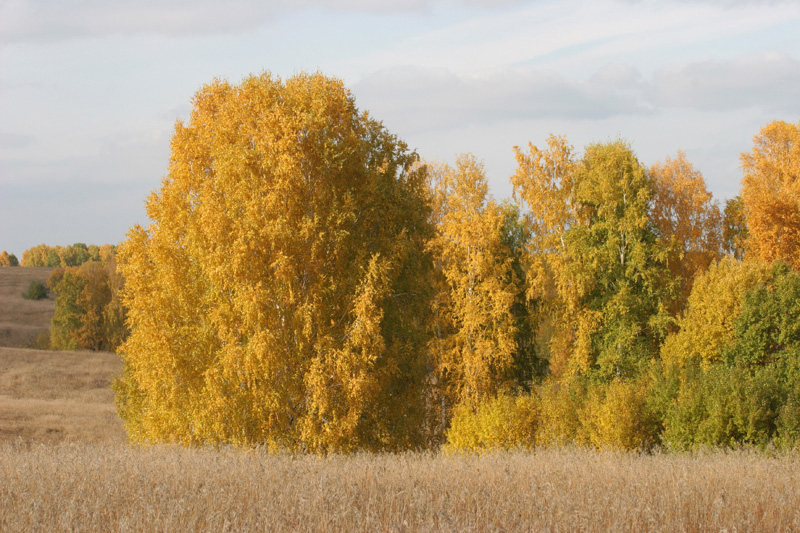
0, 267, 55, 348
0, 347, 124, 443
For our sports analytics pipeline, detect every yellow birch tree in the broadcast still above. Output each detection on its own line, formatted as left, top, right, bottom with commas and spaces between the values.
427, 155, 523, 409
649, 151, 722, 307
114, 72, 434, 452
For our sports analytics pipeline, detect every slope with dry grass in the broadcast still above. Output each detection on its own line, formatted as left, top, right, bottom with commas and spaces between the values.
0, 266, 54, 347
0, 347, 124, 444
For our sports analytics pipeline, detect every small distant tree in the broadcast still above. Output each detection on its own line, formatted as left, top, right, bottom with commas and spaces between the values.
49, 261, 127, 352
22, 280, 48, 300
0, 251, 19, 267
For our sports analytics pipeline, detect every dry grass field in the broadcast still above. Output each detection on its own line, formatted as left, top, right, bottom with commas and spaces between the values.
2, 443, 800, 531
0, 347, 124, 444
0, 266, 54, 348
1, 268, 800, 531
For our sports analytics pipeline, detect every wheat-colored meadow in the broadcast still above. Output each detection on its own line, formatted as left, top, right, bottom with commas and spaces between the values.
2, 267, 800, 531
2, 442, 800, 531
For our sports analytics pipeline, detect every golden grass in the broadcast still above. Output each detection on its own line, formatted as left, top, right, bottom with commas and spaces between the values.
0, 266, 55, 347
1, 443, 799, 531
0, 347, 124, 444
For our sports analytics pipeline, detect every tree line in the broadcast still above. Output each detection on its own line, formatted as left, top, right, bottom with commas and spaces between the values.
70, 72, 800, 451
1, 242, 128, 353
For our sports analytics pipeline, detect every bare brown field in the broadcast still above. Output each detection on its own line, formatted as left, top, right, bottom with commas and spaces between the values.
1, 443, 799, 532
0, 267, 55, 347
0, 346, 124, 444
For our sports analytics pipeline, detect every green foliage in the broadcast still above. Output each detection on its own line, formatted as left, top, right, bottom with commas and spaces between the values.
22, 280, 48, 300
567, 141, 674, 380
49, 261, 127, 352
445, 392, 539, 453
663, 264, 800, 449
723, 262, 800, 368
664, 364, 792, 448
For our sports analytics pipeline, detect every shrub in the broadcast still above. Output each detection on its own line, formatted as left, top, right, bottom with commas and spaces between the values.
582, 379, 659, 450
22, 280, 48, 300
536, 378, 589, 447
445, 393, 539, 453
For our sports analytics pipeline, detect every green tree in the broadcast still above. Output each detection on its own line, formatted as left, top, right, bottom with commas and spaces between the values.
115, 72, 434, 452
512, 138, 673, 381
49, 268, 87, 350
49, 261, 127, 352
22, 280, 48, 300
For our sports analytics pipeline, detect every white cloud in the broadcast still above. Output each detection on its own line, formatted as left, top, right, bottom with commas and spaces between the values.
354, 64, 651, 133
651, 53, 800, 113
0, 0, 521, 44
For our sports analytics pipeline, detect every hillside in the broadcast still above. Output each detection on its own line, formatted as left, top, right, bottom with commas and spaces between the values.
0, 347, 124, 444
0, 266, 125, 444
0, 267, 55, 348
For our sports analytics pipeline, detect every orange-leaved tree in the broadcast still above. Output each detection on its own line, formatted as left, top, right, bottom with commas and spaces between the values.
649, 151, 722, 307
115, 72, 434, 452
741, 120, 800, 269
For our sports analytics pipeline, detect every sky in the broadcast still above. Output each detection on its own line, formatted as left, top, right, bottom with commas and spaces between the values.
1, 0, 799, 256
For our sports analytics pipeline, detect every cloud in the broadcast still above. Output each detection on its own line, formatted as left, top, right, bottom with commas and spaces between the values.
0, 0, 524, 44
650, 53, 800, 113
353, 51, 800, 136
0, 0, 281, 43
0, 133, 36, 150
354, 64, 651, 133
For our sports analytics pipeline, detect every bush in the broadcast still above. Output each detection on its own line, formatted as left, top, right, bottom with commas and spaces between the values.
536, 379, 589, 447
664, 364, 788, 449
582, 379, 659, 450
22, 280, 48, 300
445, 393, 539, 453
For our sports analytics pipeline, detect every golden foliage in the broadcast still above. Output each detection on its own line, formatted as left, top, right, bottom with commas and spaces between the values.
650, 151, 722, 305
536, 379, 589, 447
0, 251, 18, 267
660, 256, 771, 370
582, 380, 656, 450
741, 120, 800, 268
427, 155, 520, 408
445, 392, 538, 453
116, 72, 433, 452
